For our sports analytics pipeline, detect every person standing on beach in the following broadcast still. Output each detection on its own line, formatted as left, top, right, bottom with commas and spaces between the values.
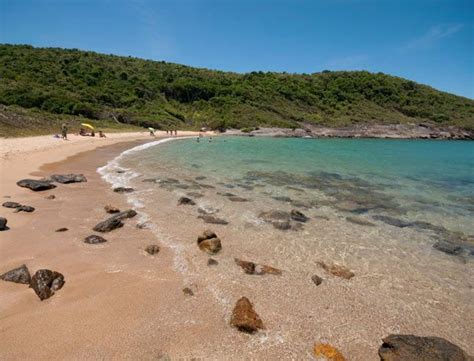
61, 123, 68, 140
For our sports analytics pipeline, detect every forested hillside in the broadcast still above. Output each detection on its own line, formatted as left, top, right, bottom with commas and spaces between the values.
1, 44, 473, 132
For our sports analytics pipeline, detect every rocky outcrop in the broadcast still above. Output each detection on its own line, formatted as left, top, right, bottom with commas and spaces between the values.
378, 334, 471, 361
145, 244, 160, 255
30, 269, 65, 301
17, 179, 56, 191
197, 230, 222, 254
84, 235, 108, 244
198, 214, 229, 225
230, 297, 264, 333
317, 261, 354, 279
178, 196, 196, 205
0, 264, 31, 284
113, 187, 134, 193
104, 205, 120, 214
234, 258, 282, 275
49, 174, 87, 184
313, 343, 346, 361
0, 217, 8, 231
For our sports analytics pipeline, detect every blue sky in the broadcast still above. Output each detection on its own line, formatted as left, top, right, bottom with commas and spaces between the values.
1, 0, 473, 98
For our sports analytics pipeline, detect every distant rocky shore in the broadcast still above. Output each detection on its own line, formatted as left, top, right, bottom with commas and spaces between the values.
224, 123, 474, 140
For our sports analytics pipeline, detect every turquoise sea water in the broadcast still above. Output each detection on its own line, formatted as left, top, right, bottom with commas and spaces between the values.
128, 136, 473, 234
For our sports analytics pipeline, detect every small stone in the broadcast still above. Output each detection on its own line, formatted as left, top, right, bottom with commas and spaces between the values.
311, 275, 323, 286
2, 201, 21, 209
30, 269, 65, 301
346, 216, 376, 226
290, 209, 309, 222
197, 230, 222, 254
0, 264, 31, 284
228, 196, 249, 202
230, 297, 264, 333
113, 187, 134, 193
0, 217, 8, 231
178, 196, 196, 205
235, 259, 256, 274
234, 258, 282, 275
187, 192, 204, 198
104, 205, 120, 214
84, 235, 108, 244
145, 244, 160, 255
314, 343, 346, 361
317, 262, 354, 279
15, 205, 35, 213
55, 227, 68, 232
198, 215, 229, 225
45, 195, 56, 200
182, 287, 194, 296
207, 258, 218, 266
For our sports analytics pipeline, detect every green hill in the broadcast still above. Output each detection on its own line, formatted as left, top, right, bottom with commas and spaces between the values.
1, 44, 473, 135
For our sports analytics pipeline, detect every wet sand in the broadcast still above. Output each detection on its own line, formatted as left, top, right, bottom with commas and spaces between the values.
0, 134, 473, 360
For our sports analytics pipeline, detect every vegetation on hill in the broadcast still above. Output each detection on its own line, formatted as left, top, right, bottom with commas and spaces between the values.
1, 44, 473, 135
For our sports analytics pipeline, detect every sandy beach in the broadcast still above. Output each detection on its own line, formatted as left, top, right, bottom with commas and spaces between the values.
1, 132, 472, 361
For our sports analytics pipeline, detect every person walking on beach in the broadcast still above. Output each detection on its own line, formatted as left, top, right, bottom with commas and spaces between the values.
61, 123, 68, 140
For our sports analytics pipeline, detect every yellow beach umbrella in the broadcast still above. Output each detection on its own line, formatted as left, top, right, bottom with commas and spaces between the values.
81, 123, 94, 130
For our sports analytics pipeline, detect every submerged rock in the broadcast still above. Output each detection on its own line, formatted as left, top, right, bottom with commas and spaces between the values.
113, 187, 134, 193
84, 235, 108, 244
234, 258, 282, 275
145, 244, 160, 255
0, 264, 31, 284
104, 205, 120, 214
228, 196, 249, 202
198, 215, 229, 225
30, 269, 65, 301
314, 343, 346, 361
317, 261, 354, 279
372, 215, 412, 228
178, 196, 196, 205
17, 179, 56, 191
433, 240, 474, 258
272, 220, 292, 230
259, 210, 290, 222
187, 192, 204, 198
311, 274, 323, 286
50, 174, 87, 184
2, 201, 21, 209
346, 216, 376, 226
230, 297, 264, 333
0, 217, 8, 231
379, 334, 471, 361
272, 196, 292, 202
197, 230, 222, 254
290, 209, 309, 222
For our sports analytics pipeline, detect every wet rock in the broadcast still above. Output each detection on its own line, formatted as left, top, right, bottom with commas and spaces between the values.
2, 201, 21, 209
433, 240, 474, 257
187, 192, 204, 198
55, 227, 68, 232
217, 192, 235, 197
145, 244, 160, 255
259, 210, 290, 222
290, 209, 309, 222
111, 209, 137, 221
272, 220, 292, 230
93, 217, 124, 232
207, 258, 219, 266
335, 200, 370, 214
378, 334, 471, 361
411, 221, 446, 233
50, 174, 87, 184
228, 196, 249, 202
346, 216, 376, 226
0, 264, 31, 284
104, 205, 120, 214
197, 230, 222, 254
84, 235, 108, 244
290, 200, 312, 209
230, 297, 264, 333
195, 176, 206, 180
272, 196, 292, 202
113, 187, 134, 193
198, 215, 229, 225
45, 194, 56, 199
317, 262, 354, 279
136, 222, 151, 229
372, 215, 411, 228
314, 343, 346, 361
30, 269, 65, 301
311, 275, 323, 286
234, 258, 282, 275
178, 196, 196, 205
17, 179, 56, 191
15, 205, 35, 213
224, 184, 235, 189
182, 287, 194, 296
0, 217, 8, 231
198, 183, 215, 189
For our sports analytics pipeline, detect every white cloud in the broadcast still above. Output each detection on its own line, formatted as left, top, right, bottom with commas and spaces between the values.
401, 24, 464, 51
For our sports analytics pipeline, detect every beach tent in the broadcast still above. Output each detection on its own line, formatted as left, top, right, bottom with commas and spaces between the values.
81, 123, 94, 130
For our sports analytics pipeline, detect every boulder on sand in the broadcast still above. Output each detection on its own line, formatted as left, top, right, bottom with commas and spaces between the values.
0, 264, 31, 284
0, 217, 8, 231
30, 269, 65, 301
317, 261, 354, 279
50, 174, 87, 184
230, 297, 264, 333
197, 230, 222, 254
17, 179, 56, 191
84, 235, 108, 244
379, 334, 471, 361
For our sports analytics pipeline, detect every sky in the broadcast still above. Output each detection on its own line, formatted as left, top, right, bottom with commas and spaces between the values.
1, 0, 473, 98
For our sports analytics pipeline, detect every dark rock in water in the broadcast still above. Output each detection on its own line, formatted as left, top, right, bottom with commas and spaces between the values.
93, 217, 124, 233
290, 200, 312, 209
217, 192, 235, 197
30, 269, 65, 301
0, 217, 8, 231
182, 287, 194, 296
272, 196, 292, 202
55, 227, 68, 232
178, 196, 196, 205
0, 264, 31, 284
372, 215, 412, 228
379, 334, 471, 361
197, 230, 222, 254
411, 221, 446, 233
113, 187, 134, 193
50, 174, 87, 184
272, 220, 292, 230
45, 194, 56, 199
17, 179, 56, 191
198, 183, 216, 189
311, 274, 323, 286
15, 205, 35, 213
290, 209, 308, 222
187, 192, 204, 198
195, 176, 206, 180
346, 216, 376, 226
234, 258, 282, 275
142, 178, 158, 183
104, 205, 120, 214
259, 210, 290, 222
228, 196, 249, 202
224, 184, 235, 189
198, 215, 229, 225
174, 184, 190, 189
84, 235, 108, 244
230, 297, 264, 333
2, 201, 21, 209
433, 240, 474, 257
317, 261, 354, 279
145, 244, 160, 255
335, 200, 371, 214
207, 258, 219, 266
